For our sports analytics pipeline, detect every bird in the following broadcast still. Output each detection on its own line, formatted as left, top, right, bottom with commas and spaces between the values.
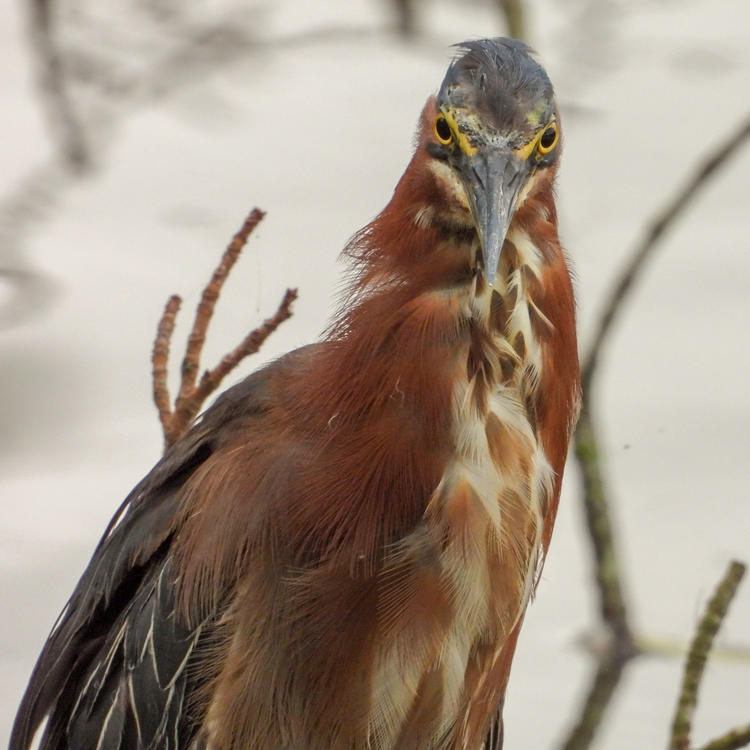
10, 38, 579, 750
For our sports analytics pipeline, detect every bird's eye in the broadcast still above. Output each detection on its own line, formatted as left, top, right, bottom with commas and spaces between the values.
538, 124, 558, 154
434, 115, 453, 145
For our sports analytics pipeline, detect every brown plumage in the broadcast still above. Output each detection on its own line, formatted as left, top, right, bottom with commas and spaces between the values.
10, 38, 579, 750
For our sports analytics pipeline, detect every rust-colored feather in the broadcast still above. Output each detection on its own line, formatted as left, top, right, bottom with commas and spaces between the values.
10, 39, 578, 750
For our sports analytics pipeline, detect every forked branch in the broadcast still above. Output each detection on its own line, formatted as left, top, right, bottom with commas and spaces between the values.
151, 208, 297, 449
669, 561, 747, 750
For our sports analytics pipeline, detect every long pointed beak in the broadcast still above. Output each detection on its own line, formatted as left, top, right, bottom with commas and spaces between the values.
462, 151, 527, 284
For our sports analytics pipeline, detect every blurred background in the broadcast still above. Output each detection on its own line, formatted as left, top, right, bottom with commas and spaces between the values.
1, 0, 749, 747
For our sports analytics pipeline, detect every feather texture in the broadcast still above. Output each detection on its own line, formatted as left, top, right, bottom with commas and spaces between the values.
10, 38, 578, 750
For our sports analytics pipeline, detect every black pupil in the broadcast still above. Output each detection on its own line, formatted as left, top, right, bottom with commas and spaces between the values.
436, 117, 451, 142
540, 127, 556, 149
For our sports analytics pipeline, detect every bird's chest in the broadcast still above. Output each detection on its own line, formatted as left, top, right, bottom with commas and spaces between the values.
431, 228, 554, 632
422, 310, 552, 727
368, 231, 555, 746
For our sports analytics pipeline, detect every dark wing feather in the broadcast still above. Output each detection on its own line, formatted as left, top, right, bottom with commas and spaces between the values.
9, 350, 306, 750
62, 558, 206, 750
483, 709, 504, 750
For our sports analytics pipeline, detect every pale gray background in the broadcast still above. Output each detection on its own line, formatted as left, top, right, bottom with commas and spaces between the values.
1, 0, 749, 747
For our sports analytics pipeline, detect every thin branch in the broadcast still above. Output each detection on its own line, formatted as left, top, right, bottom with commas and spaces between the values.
562, 111, 750, 750
574, 408, 635, 648
669, 561, 746, 750
150, 209, 297, 449
560, 113, 750, 750
581, 114, 750, 395
177, 207, 266, 392
391, 0, 416, 36
560, 648, 631, 750
194, 287, 298, 403
169, 286, 298, 436
697, 723, 750, 750
151, 294, 182, 436
560, 396, 637, 750
497, 0, 526, 42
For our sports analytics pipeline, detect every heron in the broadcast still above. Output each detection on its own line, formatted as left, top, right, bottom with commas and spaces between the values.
10, 38, 579, 750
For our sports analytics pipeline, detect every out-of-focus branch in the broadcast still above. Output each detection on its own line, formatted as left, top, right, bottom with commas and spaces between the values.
560, 647, 630, 750
151, 208, 297, 449
669, 561, 747, 750
581, 114, 750, 396
391, 0, 415, 36
497, 0, 526, 41
3, 7, 388, 331
562, 113, 750, 750
560, 404, 637, 750
27, 0, 90, 170
574, 408, 635, 648
0, 161, 67, 328
698, 724, 750, 750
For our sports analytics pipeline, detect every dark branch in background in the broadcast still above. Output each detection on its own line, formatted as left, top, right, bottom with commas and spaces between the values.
391, 0, 525, 39
3, 5, 393, 332
562, 386, 638, 750
698, 725, 750, 750
560, 650, 629, 750
581, 114, 750, 395
669, 561, 747, 750
151, 208, 297, 449
8, 3, 748, 739
391, 0, 416, 36
0, 161, 69, 329
8, 0, 487, 333
574, 411, 636, 649
27, 0, 90, 170
561, 114, 750, 750
496, 0, 525, 41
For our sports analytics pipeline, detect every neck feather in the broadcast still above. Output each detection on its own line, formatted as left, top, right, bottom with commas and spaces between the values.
281, 152, 576, 564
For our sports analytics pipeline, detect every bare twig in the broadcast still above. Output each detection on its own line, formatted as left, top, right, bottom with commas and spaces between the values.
177, 208, 267, 392
151, 294, 182, 432
193, 287, 297, 404
563, 113, 750, 750
561, 378, 637, 750
560, 405, 639, 750
560, 648, 631, 750
150, 209, 297, 449
581, 114, 750, 395
698, 724, 750, 750
574, 408, 635, 649
669, 561, 746, 750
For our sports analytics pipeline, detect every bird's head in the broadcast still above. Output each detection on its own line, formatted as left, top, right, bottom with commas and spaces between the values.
425, 38, 560, 284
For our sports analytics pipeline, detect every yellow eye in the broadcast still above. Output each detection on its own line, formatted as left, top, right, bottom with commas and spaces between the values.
537, 123, 558, 154
434, 114, 453, 145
